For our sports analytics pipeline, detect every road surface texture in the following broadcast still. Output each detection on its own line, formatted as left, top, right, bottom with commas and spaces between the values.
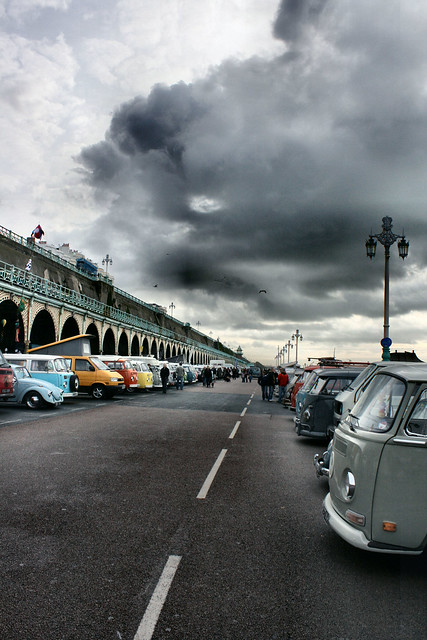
0, 379, 425, 639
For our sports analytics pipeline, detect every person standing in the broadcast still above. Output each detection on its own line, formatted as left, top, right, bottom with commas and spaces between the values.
265, 369, 276, 401
277, 368, 289, 404
160, 363, 170, 394
204, 366, 213, 388
258, 370, 268, 400
175, 362, 185, 390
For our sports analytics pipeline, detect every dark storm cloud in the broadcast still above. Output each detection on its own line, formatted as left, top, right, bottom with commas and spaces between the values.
76, 0, 426, 339
273, 0, 329, 43
108, 83, 206, 166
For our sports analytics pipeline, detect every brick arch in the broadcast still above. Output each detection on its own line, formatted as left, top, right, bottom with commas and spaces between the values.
30, 308, 56, 348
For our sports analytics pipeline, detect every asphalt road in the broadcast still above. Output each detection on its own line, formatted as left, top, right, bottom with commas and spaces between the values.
0, 380, 425, 640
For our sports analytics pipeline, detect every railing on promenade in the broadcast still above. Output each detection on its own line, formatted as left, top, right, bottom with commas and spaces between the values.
0, 224, 113, 286
0, 259, 231, 357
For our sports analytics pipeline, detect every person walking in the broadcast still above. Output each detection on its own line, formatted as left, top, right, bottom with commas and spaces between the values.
264, 368, 276, 401
160, 363, 170, 394
204, 366, 213, 388
277, 368, 289, 404
258, 370, 269, 400
175, 362, 185, 390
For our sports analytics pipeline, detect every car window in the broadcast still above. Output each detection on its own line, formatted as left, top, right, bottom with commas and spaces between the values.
406, 390, 427, 437
75, 359, 95, 372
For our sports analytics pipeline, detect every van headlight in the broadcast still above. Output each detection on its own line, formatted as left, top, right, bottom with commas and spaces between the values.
111, 377, 120, 382
343, 470, 356, 500
303, 408, 311, 421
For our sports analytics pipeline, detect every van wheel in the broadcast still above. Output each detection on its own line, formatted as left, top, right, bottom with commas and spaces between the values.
91, 384, 106, 400
70, 374, 79, 392
23, 391, 44, 410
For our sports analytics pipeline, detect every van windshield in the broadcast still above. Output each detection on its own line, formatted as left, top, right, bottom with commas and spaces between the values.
346, 374, 405, 433
347, 364, 377, 391
54, 358, 69, 372
89, 357, 110, 370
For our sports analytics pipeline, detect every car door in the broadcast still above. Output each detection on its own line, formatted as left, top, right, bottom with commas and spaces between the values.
371, 387, 427, 550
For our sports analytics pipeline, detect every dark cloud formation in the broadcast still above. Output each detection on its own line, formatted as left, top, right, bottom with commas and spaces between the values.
77, 0, 427, 359
273, 0, 329, 43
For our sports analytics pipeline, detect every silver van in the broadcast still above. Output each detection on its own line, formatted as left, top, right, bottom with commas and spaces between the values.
323, 363, 427, 555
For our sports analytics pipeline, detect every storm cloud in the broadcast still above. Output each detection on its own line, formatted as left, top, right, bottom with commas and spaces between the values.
3, 0, 426, 363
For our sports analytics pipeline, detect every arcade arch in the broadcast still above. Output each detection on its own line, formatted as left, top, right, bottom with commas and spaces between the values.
103, 328, 115, 354
31, 309, 55, 348
131, 335, 139, 356
85, 322, 100, 355
118, 331, 129, 356
61, 316, 80, 340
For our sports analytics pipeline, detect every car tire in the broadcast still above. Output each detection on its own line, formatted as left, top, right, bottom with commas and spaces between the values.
91, 384, 106, 400
23, 391, 45, 410
70, 374, 79, 392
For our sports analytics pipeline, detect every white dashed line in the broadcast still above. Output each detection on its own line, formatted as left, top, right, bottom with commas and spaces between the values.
197, 449, 228, 500
134, 555, 182, 640
229, 420, 241, 439
240, 407, 247, 417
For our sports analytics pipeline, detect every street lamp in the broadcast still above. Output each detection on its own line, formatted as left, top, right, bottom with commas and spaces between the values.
292, 329, 303, 365
169, 302, 176, 317
365, 216, 409, 361
102, 254, 113, 273
284, 340, 293, 363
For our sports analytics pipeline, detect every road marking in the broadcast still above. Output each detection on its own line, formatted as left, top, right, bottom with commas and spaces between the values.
229, 420, 241, 439
197, 449, 228, 500
0, 419, 22, 426
250, 393, 254, 399
246, 399, 251, 406
134, 555, 182, 640
240, 407, 247, 417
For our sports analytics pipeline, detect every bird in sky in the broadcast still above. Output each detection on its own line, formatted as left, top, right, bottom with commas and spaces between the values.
259, 289, 267, 294
153, 284, 158, 287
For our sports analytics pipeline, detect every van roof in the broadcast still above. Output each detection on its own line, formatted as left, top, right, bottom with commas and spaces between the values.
373, 362, 427, 382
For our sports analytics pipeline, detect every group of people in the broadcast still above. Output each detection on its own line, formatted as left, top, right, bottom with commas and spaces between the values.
258, 367, 289, 402
160, 362, 185, 393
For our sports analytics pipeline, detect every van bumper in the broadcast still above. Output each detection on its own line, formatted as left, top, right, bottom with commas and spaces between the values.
323, 493, 372, 551
322, 494, 423, 555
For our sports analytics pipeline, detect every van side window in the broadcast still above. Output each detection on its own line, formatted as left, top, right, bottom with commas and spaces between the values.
406, 390, 427, 437
75, 359, 95, 372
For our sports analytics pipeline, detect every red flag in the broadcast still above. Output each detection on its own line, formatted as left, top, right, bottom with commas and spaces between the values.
31, 224, 44, 239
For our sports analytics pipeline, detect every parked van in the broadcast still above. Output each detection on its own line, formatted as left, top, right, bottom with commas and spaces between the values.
99, 356, 139, 392
136, 356, 163, 388
5, 353, 79, 398
124, 358, 153, 390
28, 335, 125, 399
0, 350, 14, 401
295, 368, 364, 438
332, 362, 391, 437
323, 363, 427, 555
63, 355, 125, 399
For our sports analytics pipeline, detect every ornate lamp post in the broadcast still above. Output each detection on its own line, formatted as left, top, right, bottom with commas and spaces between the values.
284, 340, 293, 363
292, 329, 303, 365
169, 302, 176, 317
102, 254, 113, 274
366, 216, 409, 361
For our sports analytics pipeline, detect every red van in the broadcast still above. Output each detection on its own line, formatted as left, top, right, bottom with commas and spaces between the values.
99, 356, 139, 392
0, 350, 14, 401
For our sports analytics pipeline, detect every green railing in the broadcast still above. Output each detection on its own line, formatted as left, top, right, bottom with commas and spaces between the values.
0, 259, 234, 358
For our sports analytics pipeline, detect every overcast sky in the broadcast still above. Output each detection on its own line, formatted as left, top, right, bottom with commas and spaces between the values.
2, 0, 427, 365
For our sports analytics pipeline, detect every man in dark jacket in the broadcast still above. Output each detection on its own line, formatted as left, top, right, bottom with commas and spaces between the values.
160, 363, 170, 393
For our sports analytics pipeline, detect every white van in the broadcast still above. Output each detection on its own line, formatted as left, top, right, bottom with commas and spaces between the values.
5, 353, 79, 398
324, 363, 427, 555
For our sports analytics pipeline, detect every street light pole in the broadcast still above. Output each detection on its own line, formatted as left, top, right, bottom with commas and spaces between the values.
292, 330, 303, 365
102, 254, 113, 274
365, 216, 409, 361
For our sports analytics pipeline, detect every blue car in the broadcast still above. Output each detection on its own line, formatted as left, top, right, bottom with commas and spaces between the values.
7, 364, 64, 409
